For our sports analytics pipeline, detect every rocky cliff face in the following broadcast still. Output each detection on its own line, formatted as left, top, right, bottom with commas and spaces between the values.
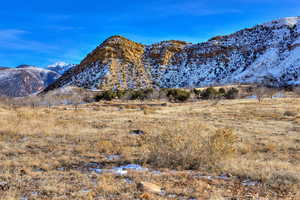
44, 17, 300, 92
0, 67, 60, 97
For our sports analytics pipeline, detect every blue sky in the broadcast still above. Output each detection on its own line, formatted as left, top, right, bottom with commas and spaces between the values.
0, 0, 299, 67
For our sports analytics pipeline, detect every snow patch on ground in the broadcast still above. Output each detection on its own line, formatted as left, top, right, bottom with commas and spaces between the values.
242, 180, 259, 186
89, 164, 148, 175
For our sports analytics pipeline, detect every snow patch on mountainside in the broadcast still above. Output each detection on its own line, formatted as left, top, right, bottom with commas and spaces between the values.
26, 67, 61, 86
231, 48, 280, 83
65, 62, 110, 90
293, 36, 300, 45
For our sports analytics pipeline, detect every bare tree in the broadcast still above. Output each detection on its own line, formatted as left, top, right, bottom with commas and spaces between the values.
253, 74, 281, 102
259, 74, 281, 88
293, 86, 300, 97
265, 87, 278, 99
254, 86, 266, 102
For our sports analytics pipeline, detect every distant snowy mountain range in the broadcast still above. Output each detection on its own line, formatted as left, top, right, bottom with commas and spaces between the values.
45, 16, 300, 92
0, 63, 75, 97
46, 62, 76, 75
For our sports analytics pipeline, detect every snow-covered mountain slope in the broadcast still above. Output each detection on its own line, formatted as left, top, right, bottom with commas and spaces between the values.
0, 66, 10, 70
0, 67, 60, 97
44, 17, 300, 92
46, 62, 76, 75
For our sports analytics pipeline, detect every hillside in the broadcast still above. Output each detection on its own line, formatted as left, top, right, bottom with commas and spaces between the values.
0, 67, 60, 97
44, 17, 300, 92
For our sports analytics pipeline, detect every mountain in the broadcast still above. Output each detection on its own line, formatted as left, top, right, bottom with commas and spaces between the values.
0, 66, 10, 70
46, 62, 76, 75
16, 64, 39, 69
44, 17, 300, 92
0, 66, 60, 97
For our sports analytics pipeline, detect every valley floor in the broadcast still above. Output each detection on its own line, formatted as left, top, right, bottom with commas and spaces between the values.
0, 98, 299, 199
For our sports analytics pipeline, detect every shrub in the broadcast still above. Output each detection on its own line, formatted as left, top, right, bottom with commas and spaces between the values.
193, 89, 202, 96
95, 89, 130, 101
158, 88, 170, 100
224, 88, 239, 99
254, 87, 267, 102
293, 86, 300, 96
141, 123, 238, 170
200, 87, 218, 100
166, 89, 191, 102
264, 87, 278, 98
95, 88, 157, 101
205, 128, 237, 162
284, 85, 294, 92
115, 89, 127, 99
283, 111, 297, 117
246, 86, 254, 93
218, 88, 226, 95
95, 90, 117, 101
129, 89, 154, 100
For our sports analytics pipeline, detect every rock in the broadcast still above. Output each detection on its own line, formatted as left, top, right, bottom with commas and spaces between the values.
140, 192, 152, 199
137, 182, 162, 194
0, 182, 9, 191
129, 130, 145, 135
283, 111, 297, 117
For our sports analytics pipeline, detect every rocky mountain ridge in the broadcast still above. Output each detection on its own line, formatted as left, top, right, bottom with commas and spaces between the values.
44, 17, 300, 92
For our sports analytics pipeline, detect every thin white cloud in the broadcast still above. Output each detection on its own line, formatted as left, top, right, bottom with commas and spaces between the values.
0, 29, 28, 40
0, 29, 57, 51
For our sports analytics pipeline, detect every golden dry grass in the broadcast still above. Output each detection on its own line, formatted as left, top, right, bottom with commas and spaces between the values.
0, 98, 299, 199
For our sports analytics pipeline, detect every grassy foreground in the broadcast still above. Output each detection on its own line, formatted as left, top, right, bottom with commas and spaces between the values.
0, 98, 299, 199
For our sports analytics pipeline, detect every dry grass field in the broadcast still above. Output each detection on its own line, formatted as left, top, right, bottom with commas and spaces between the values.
0, 97, 299, 199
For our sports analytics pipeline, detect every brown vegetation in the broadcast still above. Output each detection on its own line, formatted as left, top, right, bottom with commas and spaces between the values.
0, 96, 299, 199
